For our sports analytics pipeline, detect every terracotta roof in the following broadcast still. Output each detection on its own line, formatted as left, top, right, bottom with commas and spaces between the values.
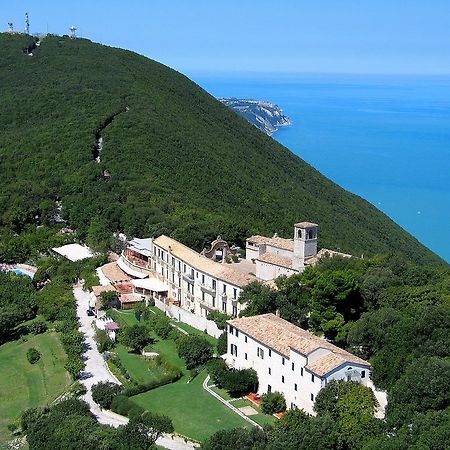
120, 293, 144, 304
228, 314, 369, 376
153, 235, 256, 288
294, 222, 318, 228
91, 285, 116, 297
306, 353, 352, 376
246, 235, 294, 252
99, 262, 131, 283
306, 248, 353, 266
257, 253, 294, 269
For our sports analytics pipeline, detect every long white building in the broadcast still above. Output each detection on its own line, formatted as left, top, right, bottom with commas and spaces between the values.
226, 313, 371, 414
117, 236, 255, 318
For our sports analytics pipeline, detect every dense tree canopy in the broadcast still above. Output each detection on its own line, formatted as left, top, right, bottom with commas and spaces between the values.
0, 33, 444, 264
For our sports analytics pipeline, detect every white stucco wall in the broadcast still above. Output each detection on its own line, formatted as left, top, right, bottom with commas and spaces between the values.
226, 326, 371, 415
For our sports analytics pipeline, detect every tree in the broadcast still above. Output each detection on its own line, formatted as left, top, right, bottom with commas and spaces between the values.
265, 409, 336, 450
238, 282, 278, 317
314, 380, 380, 449
92, 381, 122, 409
65, 356, 85, 380
100, 290, 118, 310
202, 427, 267, 450
26, 347, 41, 364
261, 391, 286, 414
121, 325, 151, 353
176, 335, 213, 369
217, 332, 227, 355
207, 311, 230, 330
117, 412, 174, 449
387, 356, 450, 426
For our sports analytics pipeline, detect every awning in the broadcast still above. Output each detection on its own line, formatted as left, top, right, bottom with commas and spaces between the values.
117, 258, 148, 279
131, 278, 169, 292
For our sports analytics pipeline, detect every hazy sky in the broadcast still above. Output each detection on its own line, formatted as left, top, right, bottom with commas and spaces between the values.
3, 1, 450, 75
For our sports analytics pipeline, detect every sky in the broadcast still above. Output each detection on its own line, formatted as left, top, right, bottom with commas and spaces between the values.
2, 1, 450, 75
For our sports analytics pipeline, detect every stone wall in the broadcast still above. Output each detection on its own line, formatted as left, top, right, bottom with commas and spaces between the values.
154, 298, 222, 339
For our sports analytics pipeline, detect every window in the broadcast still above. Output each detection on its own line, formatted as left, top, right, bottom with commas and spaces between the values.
232, 305, 237, 317
257, 348, 264, 359
183, 264, 186, 273
202, 274, 205, 284
311, 393, 314, 402
361, 370, 366, 379
292, 362, 295, 371
233, 288, 237, 299
212, 280, 217, 290
235, 329, 239, 337
311, 374, 315, 383
294, 383, 298, 391
244, 336, 247, 343
268, 349, 272, 357
245, 353, 248, 360
229, 325, 234, 334
230, 344, 238, 357
222, 302, 227, 313
281, 375, 285, 383
202, 291, 205, 301
268, 385, 272, 393
301, 368, 304, 376
223, 285, 227, 293
291, 403, 297, 410
268, 368, 271, 375
282, 357, 285, 365
172, 257, 175, 266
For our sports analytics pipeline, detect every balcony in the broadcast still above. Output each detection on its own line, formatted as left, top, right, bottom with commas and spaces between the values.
182, 272, 194, 283
200, 283, 216, 296
186, 291, 195, 301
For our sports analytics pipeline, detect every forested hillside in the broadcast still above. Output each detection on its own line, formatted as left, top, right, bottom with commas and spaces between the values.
0, 33, 444, 265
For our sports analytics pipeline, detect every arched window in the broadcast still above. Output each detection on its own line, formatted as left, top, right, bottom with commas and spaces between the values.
297, 229, 302, 239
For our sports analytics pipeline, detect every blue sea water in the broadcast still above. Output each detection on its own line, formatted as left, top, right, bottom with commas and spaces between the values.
192, 73, 450, 262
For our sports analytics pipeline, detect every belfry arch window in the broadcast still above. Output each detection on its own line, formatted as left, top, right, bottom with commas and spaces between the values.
307, 229, 315, 239
297, 229, 302, 239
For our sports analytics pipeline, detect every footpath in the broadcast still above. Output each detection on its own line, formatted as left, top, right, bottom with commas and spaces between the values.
73, 283, 197, 450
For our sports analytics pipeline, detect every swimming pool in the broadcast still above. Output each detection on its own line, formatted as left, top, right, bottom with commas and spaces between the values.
2, 267, 35, 279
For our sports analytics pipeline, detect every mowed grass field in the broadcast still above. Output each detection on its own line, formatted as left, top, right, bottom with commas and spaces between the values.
133, 371, 250, 442
0, 332, 71, 444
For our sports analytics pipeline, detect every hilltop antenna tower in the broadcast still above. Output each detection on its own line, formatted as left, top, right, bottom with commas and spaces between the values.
69, 25, 77, 39
8, 22, 14, 33
25, 13, 30, 34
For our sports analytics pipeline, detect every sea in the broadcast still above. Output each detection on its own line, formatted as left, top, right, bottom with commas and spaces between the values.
191, 73, 450, 263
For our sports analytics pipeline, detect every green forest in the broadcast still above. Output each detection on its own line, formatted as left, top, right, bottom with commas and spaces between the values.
0, 33, 445, 265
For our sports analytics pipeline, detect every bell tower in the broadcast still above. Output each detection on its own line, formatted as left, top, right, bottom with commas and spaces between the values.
292, 222, 318, 270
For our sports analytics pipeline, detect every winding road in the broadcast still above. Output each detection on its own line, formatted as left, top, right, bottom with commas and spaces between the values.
74, 283, 197, 449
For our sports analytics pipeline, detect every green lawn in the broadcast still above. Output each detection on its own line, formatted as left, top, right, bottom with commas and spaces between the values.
0, 332, 71, 445
132, 371, 250, 442
114, 344, 168, 384
229, 398, 276, 426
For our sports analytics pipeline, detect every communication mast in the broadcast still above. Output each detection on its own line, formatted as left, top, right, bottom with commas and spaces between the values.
25, 13, 30, 34
8, 22, 14, 33
69, 25, 77, 39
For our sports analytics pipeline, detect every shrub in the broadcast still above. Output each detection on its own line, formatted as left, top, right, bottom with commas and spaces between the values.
217, 332, 227, 355
207, 359, 258, 397
69, 381, 87, 397
176, 334, 213, 369
207, 311, 230, 330
92, 381, 122, 409
94, 327, 113, 353
110, 395, 144, 417
26, 347, 41, 364
261, 391, 286, 414
28, 320, 48, 335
